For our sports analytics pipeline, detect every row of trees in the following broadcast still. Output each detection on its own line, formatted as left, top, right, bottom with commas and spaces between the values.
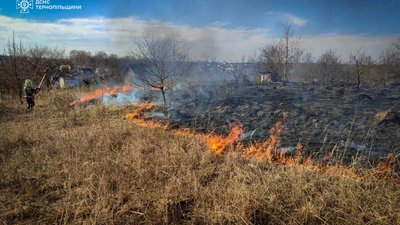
298, 45, 400, 89
69, 50, 124, 81
2, 28, 400, 106
0, 30, 192, 108
0, 32, 66, 102
259, 24, 400, 88
0, 33, 136, 102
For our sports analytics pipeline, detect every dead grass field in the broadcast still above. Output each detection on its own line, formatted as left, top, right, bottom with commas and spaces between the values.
1, 90, 399, 224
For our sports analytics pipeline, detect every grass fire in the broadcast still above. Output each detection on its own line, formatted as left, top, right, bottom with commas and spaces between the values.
1, 1, 400, 224
1, 88, 399, 224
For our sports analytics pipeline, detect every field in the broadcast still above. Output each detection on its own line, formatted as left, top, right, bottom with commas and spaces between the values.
166, 83, 400, 160
1, 90, 400, 224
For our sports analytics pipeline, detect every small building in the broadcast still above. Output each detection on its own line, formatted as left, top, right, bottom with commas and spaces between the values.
52, 66, 98, 88
255, 71, 273, 84
122, 64, 148, 87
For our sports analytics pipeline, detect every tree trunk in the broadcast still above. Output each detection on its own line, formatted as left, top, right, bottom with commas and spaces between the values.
12, 59, 23, 104
160, 88, 167, 109
10, 32, 24, 104
17, 84, 23, 104
285, 36, 289, 82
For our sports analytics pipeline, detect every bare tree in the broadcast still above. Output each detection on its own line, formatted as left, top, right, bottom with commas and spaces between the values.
296, 52, 319, 83
27, 45, 66, 88
259, 22, 303, 81
349, 51, 374, 90
317, 50, 341, 86
132, 28, 191, 107
392, 38, 400, 80
378, 49, 397, 85
2, 32, 27, 103
259, 41, 285, 81
282, 22, 303, 81
375, 38, 400, 85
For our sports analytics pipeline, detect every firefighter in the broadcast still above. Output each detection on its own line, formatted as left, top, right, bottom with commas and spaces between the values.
23, 79, 40, 111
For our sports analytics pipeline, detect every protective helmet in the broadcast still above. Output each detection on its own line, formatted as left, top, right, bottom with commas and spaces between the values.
24, 79, 33, 88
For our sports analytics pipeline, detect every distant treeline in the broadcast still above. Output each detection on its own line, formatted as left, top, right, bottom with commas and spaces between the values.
1, 30, 400, 103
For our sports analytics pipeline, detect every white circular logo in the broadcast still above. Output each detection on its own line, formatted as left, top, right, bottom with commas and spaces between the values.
17, 0, 33, 13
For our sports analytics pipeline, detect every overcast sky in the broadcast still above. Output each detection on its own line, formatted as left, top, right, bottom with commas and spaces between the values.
0, 0, 399, 61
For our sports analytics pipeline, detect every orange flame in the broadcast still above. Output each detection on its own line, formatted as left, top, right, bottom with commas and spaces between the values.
126, 103, 244, 154
125, 102, 167, 129
203, 125, 243, 154
126, 102, 155, 119
171, 126, 243, 154
70, 85, 154, 106
121, 85, 134, 93
243, 118, 285, 162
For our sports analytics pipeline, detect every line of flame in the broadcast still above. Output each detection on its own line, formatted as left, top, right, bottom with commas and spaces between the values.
70, 85, 156, 106
125, 102, 398, 182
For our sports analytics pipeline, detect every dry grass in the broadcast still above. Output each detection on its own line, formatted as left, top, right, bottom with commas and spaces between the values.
1, 90, 399, 224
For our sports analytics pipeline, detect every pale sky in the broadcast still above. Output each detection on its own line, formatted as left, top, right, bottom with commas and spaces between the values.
1, 0, 399, 61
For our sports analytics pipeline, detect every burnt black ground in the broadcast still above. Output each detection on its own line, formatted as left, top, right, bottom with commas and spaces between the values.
160, 82, 400, 162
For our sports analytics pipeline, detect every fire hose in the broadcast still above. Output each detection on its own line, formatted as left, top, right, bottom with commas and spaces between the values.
38, 73, 46, 89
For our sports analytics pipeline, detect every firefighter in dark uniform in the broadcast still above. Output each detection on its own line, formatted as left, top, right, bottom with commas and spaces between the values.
23, 79, 40, 111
